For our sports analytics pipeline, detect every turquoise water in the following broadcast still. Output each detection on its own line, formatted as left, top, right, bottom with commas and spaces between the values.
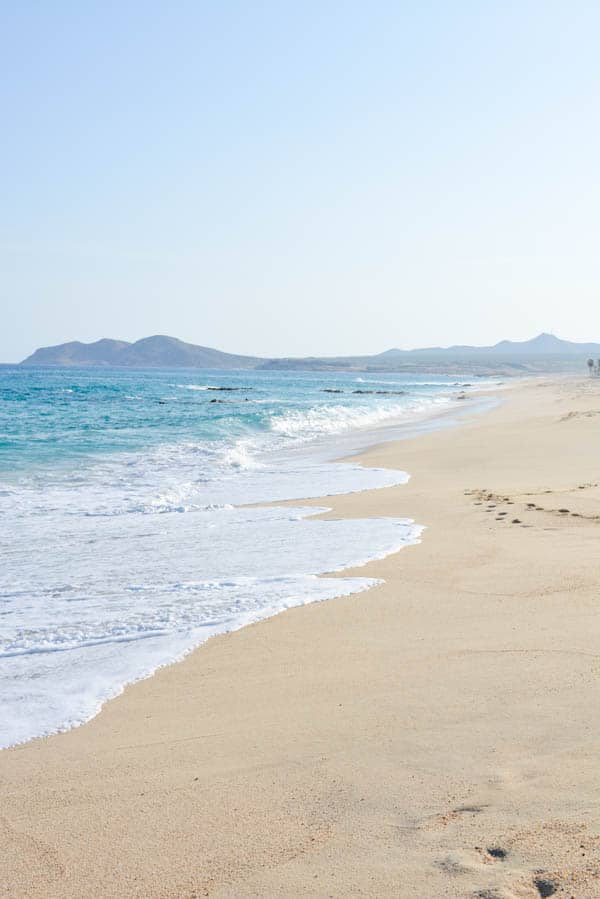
0, 366, 470, 474
0, 365, 481, 748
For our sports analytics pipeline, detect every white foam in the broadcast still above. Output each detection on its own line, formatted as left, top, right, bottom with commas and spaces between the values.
0, 428, 410, 520
270, 396, 452, 439
0, 505, 421, 748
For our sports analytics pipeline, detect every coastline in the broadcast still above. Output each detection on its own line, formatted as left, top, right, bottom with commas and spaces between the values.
1, 377, 494, 751
2, 375, 599, 897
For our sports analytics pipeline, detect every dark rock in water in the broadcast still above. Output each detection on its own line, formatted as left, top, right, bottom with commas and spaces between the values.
352, 389, 407, 395
456, 392, 467, 399
210, 398, 227, 403
207, 386, 252, 391
322, 388, 344, 393
158, 400, 167, 404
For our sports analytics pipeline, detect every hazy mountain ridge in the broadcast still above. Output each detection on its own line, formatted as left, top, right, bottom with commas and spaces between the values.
24, 338, 132, 367
22, 335, 262, 370
378, 332, 600, 358
20, 332, 600, 372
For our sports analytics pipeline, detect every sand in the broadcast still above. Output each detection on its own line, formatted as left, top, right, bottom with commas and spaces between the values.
1, 376, 599, 898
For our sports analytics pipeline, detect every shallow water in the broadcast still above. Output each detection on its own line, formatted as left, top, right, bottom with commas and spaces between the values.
0, 366, 493, 747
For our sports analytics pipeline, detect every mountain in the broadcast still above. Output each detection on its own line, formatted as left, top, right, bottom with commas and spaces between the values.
22, 335, 262, 369
377, 332, 600, 358
112, 335, 261, 369
23, 338, 132, 366
19, 332, 600, 372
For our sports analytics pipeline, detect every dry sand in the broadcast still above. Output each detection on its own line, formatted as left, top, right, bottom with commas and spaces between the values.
1, 377, 599, 898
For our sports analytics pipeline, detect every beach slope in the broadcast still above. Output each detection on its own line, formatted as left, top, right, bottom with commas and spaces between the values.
1, 377, 599, 898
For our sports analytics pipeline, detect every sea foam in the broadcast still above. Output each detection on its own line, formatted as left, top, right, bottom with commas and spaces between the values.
0, 366, 489, 748
0, 504, 422, 748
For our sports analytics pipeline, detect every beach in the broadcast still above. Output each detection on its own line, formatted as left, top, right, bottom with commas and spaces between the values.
1, 375, 599, 897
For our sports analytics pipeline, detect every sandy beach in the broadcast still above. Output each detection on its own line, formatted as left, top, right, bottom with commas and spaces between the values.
1, 376, 599, 898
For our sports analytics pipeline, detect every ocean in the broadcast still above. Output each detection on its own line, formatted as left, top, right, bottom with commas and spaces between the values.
0, 366, 492, 748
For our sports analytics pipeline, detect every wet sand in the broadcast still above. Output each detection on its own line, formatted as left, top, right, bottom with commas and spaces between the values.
1, 376, 599, 898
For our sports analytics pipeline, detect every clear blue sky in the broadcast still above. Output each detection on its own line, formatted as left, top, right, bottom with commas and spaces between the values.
2, 1, 600, 361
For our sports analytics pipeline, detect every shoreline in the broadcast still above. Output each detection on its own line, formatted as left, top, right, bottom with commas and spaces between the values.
2, 380, 496, 751
2, 375, 599, 897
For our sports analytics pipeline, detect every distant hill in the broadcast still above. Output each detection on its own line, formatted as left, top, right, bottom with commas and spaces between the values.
19, 332, 600, 373
23, 338, 132, 366
376, 332, 600, 358
22, 335, 262, 369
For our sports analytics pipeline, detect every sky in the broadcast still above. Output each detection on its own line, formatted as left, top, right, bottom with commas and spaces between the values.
2, 1, 600, 362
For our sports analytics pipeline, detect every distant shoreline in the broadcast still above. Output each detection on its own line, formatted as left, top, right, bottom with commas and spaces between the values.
16, 331, 598, 374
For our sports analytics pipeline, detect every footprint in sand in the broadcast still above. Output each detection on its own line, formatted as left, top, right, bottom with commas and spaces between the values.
474, 891, 513, 899
427, 803, 489, 829
433, 845, 515, 899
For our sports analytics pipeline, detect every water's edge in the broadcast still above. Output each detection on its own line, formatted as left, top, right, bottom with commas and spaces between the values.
3, 389, 501, 751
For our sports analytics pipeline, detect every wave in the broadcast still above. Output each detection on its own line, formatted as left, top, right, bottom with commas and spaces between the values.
268, 396, 451, 439
220, 441, 263, 470
0, 508, 421, 748
175, 384, 253, 392
354, 377, 473, 388
0, 388, 454, 522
